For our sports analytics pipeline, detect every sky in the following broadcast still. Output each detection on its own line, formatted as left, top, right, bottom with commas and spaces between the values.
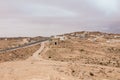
0, 0, 120, 37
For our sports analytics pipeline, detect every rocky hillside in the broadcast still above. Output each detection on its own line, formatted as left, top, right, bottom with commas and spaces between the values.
42, 31, 120, 68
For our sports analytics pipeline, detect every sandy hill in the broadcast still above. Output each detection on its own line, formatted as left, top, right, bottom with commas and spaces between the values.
0, 31, 120, 80
0, 36, 49, 50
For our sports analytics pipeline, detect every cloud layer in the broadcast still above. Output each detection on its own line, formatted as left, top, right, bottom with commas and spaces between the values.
0, 0, 120, 37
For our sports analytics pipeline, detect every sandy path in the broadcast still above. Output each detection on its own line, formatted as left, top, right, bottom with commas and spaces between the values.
32, 42, 45, 59
27, 42, 45, 61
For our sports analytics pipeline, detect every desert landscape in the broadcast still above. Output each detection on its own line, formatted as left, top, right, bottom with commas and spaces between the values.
0, 31, 120, 80
1, 0, 120, 80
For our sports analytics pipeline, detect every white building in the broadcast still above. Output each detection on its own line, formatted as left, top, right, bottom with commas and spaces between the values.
53, 35, 67, 41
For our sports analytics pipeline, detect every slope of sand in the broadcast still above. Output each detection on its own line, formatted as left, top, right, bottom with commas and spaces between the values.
0, 32, 120, 80
0, 42, 77, 80
0, 41, 119, 80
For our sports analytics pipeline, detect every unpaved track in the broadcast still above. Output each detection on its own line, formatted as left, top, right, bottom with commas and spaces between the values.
32, 42, 45, 59
27, 42, 45, 61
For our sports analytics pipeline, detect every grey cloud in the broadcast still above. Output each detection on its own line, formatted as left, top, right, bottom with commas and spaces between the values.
0, 0, 120, 37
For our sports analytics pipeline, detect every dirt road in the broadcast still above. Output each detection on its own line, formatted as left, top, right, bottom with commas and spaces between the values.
32, 42, 45, 60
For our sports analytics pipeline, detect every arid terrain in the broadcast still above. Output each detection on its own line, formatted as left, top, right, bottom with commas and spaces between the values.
0, 31, 120, 80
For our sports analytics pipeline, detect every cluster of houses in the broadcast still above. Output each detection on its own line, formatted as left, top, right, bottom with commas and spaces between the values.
49, 31, 90, 47
49, 31, 120, 46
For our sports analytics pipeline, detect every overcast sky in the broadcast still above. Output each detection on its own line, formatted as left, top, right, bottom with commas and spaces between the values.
0, 0, 120, 37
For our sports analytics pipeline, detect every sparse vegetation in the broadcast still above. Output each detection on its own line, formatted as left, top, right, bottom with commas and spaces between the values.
0, 44, 40, 62
0, 32, 120, 80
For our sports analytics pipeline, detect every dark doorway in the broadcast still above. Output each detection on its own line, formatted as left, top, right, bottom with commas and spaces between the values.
55, 42, 57, 45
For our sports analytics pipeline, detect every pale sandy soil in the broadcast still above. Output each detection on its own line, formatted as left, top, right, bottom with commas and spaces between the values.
0, 32, 120, 80
0, 56, 120, 80
0, 40, 22, 49
0, 42, 77, 80
0, 41, 120, 80
0, 44, 40, 62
